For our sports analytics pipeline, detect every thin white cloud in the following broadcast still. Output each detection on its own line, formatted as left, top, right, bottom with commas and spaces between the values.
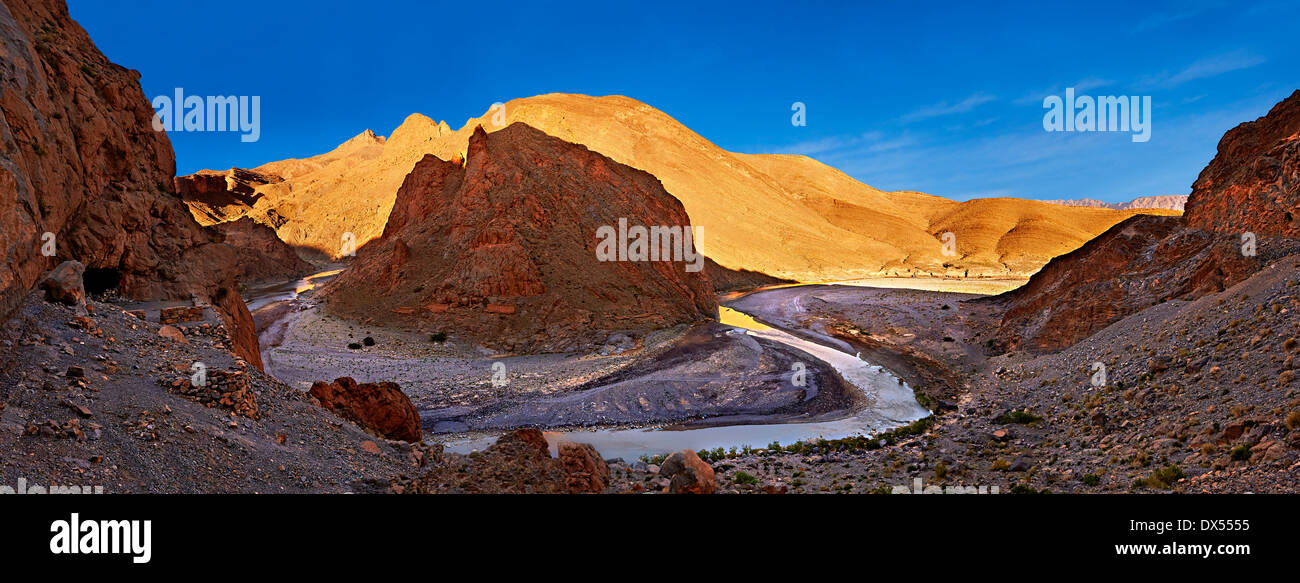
901, 93, 996, 122
1137, 51, 1265, 89
1012, 77, 1112, 106
1131, 1, 1221, 33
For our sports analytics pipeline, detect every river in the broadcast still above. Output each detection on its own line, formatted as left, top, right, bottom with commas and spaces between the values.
246, 271, 932, 461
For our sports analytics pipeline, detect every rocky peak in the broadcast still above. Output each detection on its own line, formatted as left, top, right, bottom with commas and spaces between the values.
1185, 90, 1300, 238
320, 122, 717, 353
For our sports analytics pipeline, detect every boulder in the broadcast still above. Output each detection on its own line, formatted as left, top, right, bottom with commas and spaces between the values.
658, 449, 716, 494
406, 428, 611, 493
308, 377, 422, 442
40, 261, 85, 306
157, 325, 188, 345
558, 442, 610, 493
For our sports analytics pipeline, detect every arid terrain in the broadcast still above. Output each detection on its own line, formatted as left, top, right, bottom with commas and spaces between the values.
177, 94, 1178, 281
2, 0, 1297, 497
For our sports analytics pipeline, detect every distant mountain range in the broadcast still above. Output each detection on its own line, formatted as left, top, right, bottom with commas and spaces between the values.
1040, 195, 1187, 211
177, 94, 1178, 282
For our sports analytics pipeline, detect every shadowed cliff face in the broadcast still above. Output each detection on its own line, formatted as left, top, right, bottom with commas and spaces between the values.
320, 123, 718, 354
0, 0, 261, 367
988, 91, 1300, 353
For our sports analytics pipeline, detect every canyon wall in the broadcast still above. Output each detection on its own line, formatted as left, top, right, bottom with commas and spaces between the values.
0, 0, 261, 365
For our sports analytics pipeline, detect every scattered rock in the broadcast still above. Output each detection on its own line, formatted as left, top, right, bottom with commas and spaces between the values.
658, 449, 716, 494
308, 377, 422, 442
40, 261, 85, 307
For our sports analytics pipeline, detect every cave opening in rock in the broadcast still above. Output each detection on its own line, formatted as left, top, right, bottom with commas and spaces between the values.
83, 268, 122, 296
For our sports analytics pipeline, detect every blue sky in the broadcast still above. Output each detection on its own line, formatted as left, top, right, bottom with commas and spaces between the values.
69, 0, 1298, 202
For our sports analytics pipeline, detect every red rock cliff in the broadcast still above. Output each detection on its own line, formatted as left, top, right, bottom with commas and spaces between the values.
1185, 90, 1300, 238
0, 0, 261, 366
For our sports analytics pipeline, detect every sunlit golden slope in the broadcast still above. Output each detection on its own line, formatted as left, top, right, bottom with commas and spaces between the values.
183, 93, 1177, 280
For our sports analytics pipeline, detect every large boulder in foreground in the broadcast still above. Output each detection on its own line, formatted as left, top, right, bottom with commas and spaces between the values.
659, 449, 716, 494
39, 260, 85, 307
987, 91, 1300, 353
402, 428, 610, 494
319, 123, 717, 353
309, 377, 422, 442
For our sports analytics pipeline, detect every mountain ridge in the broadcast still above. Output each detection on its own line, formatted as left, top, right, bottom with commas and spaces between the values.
179, 93, 1177, 281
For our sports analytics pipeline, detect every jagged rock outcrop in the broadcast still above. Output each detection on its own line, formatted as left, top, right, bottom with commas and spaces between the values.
1185, 90, 1300, 238
399, 428, 611, 494
320, 123, 717, 353
988, 91, 1300, 352
175, 168, 282, 225
207, 217, 311, 282
0, 0, 261, 367
308, 377, 422, 442
987, 215, 1261, 352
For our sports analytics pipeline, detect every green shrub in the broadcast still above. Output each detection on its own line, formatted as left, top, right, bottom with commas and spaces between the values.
1229, 444, 1251, 461
995, 410, 1043, 425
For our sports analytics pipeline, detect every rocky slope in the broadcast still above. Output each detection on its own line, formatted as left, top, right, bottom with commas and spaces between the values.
1, 0, 235, 313
178, 94, 1171, 281
1041, 195, 1187, 211
988, 92, 1300, 353
0, 0, 261, 367
666, 257, 1299, 494
318, 123, 717, 353
207, 217, 312, 282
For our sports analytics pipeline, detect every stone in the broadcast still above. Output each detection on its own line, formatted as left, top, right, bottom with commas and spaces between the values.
658, 449, 716, 494
40, 261, 85, 307
157, 326, 188, 345
558, 442, 610, 493
308, 377, 422, 442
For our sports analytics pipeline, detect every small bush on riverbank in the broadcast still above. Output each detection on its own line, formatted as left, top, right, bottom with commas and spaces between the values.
430, 332, 447, 343
995, 410, 1042, 425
